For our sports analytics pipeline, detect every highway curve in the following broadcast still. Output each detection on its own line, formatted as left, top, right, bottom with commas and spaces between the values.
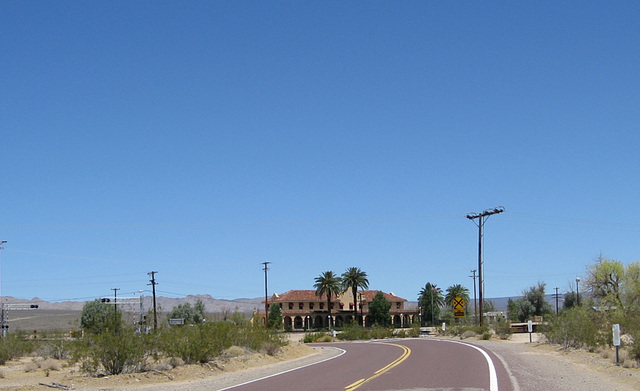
220, 338, 515, 391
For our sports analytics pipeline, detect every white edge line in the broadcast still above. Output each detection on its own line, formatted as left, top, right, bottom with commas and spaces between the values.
437, 339, 499, 391
217, 346, 347, 391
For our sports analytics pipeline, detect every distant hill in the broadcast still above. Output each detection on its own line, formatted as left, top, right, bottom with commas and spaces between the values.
1, 294, 263, 314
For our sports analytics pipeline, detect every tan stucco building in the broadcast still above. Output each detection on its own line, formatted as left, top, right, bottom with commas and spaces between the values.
260, 289, 419, 330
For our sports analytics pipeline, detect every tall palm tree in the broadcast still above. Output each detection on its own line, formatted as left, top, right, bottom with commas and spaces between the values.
341, 267, 369, 325
314, 271, 342, 329
418, 283, 444, 326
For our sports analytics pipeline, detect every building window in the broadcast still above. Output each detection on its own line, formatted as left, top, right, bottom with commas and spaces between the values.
349, 303, 354, 310
299, 303, 304, 310
319, 303, 324, 309
396, 303, 401, 309
310, 303, 314, 309
289, 303, 293, 310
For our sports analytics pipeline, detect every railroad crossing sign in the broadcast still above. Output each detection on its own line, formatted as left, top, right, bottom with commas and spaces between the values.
453, 297, 465, 318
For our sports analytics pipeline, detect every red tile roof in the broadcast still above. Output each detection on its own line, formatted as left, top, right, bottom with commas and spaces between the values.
267, 290, 407, 303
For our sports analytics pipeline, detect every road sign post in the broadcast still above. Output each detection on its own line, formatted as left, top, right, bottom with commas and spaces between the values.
527, 320, 533, 343
453, 297, 465, 319
613, 324, 621, 365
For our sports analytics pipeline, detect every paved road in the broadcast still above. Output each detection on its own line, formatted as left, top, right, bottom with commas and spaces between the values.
221, 339, 515, 391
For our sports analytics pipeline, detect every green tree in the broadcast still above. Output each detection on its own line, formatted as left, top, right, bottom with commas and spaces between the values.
563, 291, 578, 309
586, 256, 625, 310
268, 303, 283, 329
418, 283, 444, 326
168, 300, 206, 324
507, 283, 552, 322
81, 299, 120, 334
314, 271, 342, 329
341, 267, 369, 325
368, 291, 391, 326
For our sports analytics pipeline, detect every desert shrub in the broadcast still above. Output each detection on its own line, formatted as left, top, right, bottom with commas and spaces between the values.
0, 334, 34, 365
261, 341, 281, 356
544, 307, 605, 350
36, 340, 73, 360
75, 325, 149, 375
158, 321, 284, 364
369, 326, 394, 340
303, 331, 331, 343
493, 319, 513, 340
223, 346, 245, 358
336, 325, 368, 341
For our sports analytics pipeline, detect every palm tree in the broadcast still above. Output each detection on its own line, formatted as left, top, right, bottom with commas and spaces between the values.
314, 271, 342, 329
341, 267, 369, 326
418, 283, 444, 326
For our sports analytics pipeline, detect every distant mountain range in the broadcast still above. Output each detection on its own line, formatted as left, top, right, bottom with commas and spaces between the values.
1, 295, 264, 314
2, 293, 559, 314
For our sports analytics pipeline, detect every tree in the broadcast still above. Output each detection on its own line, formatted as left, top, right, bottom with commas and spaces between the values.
418, 283, 444, 326
341, 267, 369, 325
445, 284, 470, 315
586, 256, 625, 310
507, 283, 552, 322
314, 271, 342, 329
563, 291, 578, 309
368, 291, 391, 326
81, 299, 120, 334
168, 300, 206, 324
268, 303, 283, 329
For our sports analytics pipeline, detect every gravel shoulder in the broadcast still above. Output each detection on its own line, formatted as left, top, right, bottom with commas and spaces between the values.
470, 334, 640, 391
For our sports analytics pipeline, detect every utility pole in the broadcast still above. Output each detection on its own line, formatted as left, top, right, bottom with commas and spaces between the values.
112, 288, 120, 314
466, 206, 504, 326
554, 287, 559, 314
148, 271, 158, 331
262, 262, 271, 328
469, 269, 478, 324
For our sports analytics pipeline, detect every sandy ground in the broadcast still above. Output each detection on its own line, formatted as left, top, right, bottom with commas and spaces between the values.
1, 333, 639, 390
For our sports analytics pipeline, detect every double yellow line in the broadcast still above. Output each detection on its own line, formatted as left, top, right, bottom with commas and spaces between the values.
345, 342, 411, 391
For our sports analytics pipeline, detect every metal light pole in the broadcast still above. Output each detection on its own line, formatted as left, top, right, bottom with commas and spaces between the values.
467, 207, 504, 326
576, 277, 580, 307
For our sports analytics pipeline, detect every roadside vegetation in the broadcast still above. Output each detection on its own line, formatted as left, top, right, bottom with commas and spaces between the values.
0, 300, 285, 377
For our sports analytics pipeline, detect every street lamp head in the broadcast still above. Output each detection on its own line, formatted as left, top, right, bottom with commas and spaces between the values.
576, 277, 581, 283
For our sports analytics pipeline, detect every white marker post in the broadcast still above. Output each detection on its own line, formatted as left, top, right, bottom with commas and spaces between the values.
613, 324, 621, 365
527, 320, 533, 343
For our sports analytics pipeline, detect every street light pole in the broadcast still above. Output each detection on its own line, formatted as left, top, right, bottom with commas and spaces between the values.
466, 207, 504, 326
576, 277, 580, 307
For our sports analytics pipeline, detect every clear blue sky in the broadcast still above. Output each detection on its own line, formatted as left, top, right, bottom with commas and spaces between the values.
2, 1, 639, 304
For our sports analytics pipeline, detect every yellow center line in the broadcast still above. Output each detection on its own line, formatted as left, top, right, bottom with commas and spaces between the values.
345, 342, 411, 391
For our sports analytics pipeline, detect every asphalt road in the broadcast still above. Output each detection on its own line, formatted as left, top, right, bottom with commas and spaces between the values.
220, 339, 515, 391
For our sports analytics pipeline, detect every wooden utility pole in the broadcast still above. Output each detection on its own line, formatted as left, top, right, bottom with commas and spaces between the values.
148, 271, 158, 331
467, 207, 504, 326
262, 262, 271, 328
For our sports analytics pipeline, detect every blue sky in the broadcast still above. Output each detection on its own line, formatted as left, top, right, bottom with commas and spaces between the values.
2, 1, 639, 304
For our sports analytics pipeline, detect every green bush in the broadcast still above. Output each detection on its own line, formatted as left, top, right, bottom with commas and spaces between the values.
73, 325, 149, 375
493, 319, 513, 340
303, 331, 331, 343
157, 321, 285, 364
544, 307, 605, 350
0, 335, 34, 365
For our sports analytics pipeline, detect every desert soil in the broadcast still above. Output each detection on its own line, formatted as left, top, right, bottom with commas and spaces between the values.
1, 333, 638, 391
